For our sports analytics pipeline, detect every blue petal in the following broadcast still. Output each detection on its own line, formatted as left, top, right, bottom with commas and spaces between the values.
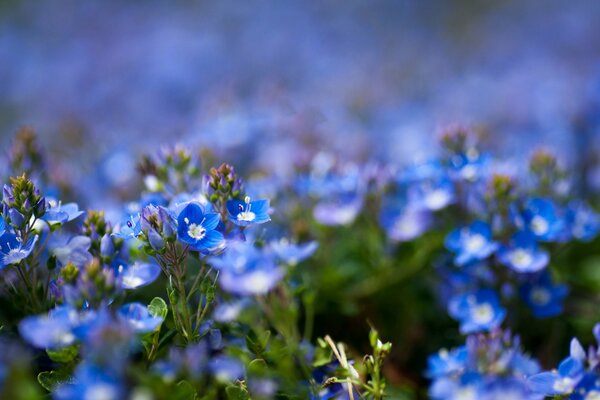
203, 213, 220, 231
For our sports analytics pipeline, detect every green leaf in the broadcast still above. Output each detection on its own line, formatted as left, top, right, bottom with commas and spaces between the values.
172, 380, 197, 400
225, 385, 250, 400
37, 371, 73, 392
245, 329, 270, 356
148, 297, 168, 320
46, 346, 79, 363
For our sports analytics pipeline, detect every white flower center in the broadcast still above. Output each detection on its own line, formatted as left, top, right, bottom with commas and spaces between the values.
585, 391, 600, 400
465, 234, 486, 253
455, 386, 477, 400
84, 384, 118, 400
237, 211, 256, 222
187, 223, 206, 240
425, 189, 451, 210
471, 303, 494, 325
530, 288, 551, 306
553, 377, 576, 393
509, 249, 533, 268
530, 216, 549, 236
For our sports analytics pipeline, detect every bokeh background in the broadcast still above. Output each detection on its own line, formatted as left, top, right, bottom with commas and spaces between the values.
1, 0, 600, 210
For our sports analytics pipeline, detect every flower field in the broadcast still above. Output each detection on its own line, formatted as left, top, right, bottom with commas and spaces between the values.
1, 2, 600, 399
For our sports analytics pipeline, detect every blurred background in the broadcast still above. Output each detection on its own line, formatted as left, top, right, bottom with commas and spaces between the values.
1, 0, 600, 202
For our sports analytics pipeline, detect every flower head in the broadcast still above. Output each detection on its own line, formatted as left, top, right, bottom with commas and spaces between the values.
177, 203, 224, 253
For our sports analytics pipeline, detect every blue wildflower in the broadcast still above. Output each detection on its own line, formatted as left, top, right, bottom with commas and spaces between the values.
379, 202, 432, 242
408, 177, 455, 211
177, 203, 224, 253
528, 343, 585, 396
115, 214, 140, 239
520, 274, 568, 318
269, 239, 318, 265
50, 235, 92, 267
426, 346, 468, 379
497, 232, 549, 273
445, 221, 498, 266
0, 233, 38, 268
115, 260, 161, 290
313, 193, 363, 226
517, 198, 565, 241
209, 241, 283, 295
430, 373, 482, 400
117, 302, 164, 333
565, 201, 600, 242
226, 196, 271, 226
448, 289, 506, 334
54, 363, 124, 400
208, 355, 244, 383
113, 214, 142, 239
43, 199, 84, 225
18, 305, 79, 349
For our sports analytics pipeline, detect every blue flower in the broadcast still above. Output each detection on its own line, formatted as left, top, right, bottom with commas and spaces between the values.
117, 302, 164, 333
209, 241, 283, 295
115, 261, 161, 290
0, 233, 38, 268
226, 196, 271, 226
54, 363, 124, 400
430, 373, 482, 400
112, 214, 142, 239
208, 355, 244, 383
520, 274, 568, 318
49, 235, 92, 267
565, 201, 600, 242
445, 221, 498, 266
528, 352, 584, 396
448, 289, 506, 334
269, 239, 318, 265
18, 305, 79, 349
379, 201, 432, 242
517, 198, 565, 241
408, 177, 455, 211
426, 346, 468, 379
497, 232, 549, 273
313, 193, 363, 226
177, 203, 224, 253
42, 199, 84, 225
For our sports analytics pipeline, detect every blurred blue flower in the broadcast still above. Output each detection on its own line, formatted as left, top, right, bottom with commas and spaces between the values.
54, 363, 124, 400
445, 221, 498, 266
520, 274, 568, 318
50, 235, 92, 267
208, 355, 244, 383
497, 232, 549, 273
426, 346, 468, 379
448, 289, 506, 334
43, 200, 84, 225
408, 177, 455, 211
226, 196, 271, 226
313, 193, 363, 226
112, 214, 142, 239
0, 233, 38, 267
209, 241, 283, 295
269, 239, 318, 265
517, 198, 565, 241
528, 351, 584, 396
565, 201, 600, 241
115, 260, 161, 290
177, 203, 224, 253
380, 202, 432, 242
18, 305, 79, 349
117, 302, 164, 333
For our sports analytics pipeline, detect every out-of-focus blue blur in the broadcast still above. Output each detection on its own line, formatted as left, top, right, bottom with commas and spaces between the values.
1, 1, 599, 190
